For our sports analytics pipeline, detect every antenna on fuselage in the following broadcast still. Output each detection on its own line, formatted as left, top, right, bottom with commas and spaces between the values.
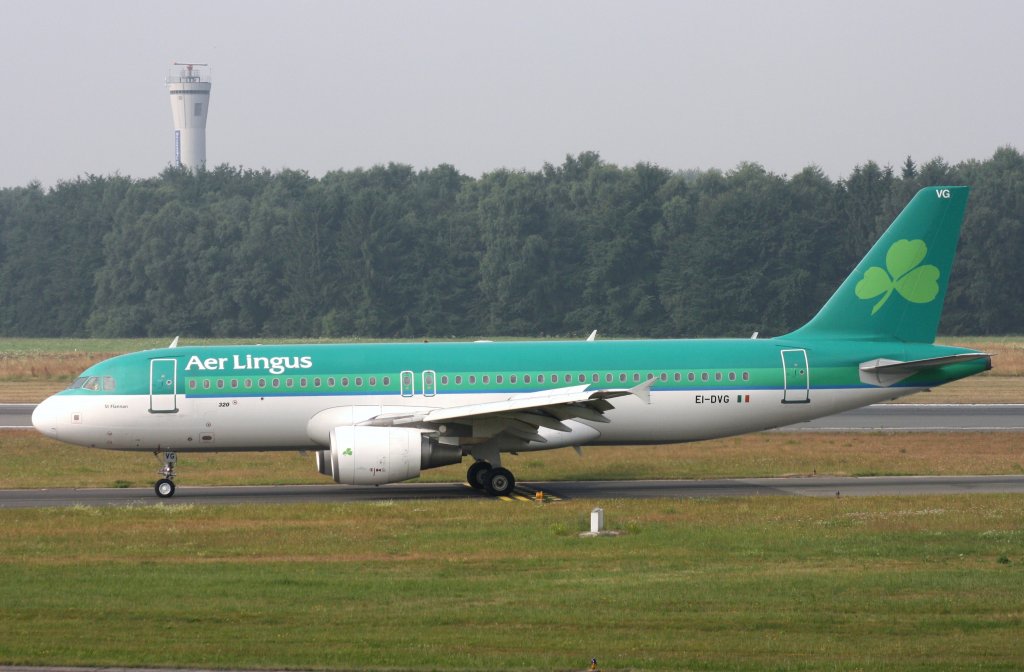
586, 330, 597, 341
750, 331, 759, 339
169, 336, 180, 348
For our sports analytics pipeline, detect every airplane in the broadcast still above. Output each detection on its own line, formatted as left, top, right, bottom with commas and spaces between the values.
31, 186, 991, 498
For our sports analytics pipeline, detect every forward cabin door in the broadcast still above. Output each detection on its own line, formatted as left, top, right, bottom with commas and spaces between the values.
780, 349, 810, 404
150, 358, 178, 413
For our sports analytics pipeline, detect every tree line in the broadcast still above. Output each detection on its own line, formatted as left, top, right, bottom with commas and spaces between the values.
0, 147, 1021, 338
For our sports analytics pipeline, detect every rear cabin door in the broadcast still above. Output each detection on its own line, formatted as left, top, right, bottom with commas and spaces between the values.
150, 358, 178, 413
780, 349, 810, 404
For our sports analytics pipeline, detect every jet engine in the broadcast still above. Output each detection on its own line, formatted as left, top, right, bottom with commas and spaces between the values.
324, 426, 461, 485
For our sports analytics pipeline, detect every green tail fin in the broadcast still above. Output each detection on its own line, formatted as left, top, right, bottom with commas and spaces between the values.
787, 186, 969, 343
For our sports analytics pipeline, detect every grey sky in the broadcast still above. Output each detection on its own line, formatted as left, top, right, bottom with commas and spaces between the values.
4, 0, 1021, 187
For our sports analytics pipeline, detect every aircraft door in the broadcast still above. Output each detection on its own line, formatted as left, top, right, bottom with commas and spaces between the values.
400, 370, 415, 397
781, 349, 810, 404
150, 358, 178, 413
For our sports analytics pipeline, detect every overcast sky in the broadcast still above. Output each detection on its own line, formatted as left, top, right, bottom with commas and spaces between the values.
3, 0, 1021, 187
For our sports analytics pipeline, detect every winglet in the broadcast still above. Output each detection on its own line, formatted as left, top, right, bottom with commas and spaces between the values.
629, 377, 655, 405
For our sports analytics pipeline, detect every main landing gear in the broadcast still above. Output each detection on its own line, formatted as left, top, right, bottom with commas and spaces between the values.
466, 460, 516, 497
154, 450, 177, 498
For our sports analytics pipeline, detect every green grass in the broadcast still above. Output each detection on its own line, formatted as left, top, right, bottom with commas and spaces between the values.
0, 496, 1022, 670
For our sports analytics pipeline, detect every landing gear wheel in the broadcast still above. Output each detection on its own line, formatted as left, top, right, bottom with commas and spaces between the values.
153, 450, 178, 498
155, 478, 176, 498
485, 467, 516, 497
467, 461, 492, 490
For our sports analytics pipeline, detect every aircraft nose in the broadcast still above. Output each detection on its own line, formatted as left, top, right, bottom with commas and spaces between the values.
32, 398, 59, 438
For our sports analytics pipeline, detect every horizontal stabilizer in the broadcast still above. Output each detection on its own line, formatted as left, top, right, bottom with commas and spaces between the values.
859, 353, 991, 387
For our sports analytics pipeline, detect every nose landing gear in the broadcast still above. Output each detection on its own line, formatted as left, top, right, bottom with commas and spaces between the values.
154, 450, 177, 498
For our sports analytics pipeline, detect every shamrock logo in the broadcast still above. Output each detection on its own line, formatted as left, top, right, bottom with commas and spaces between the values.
342, 447, 353, 456
854, 239, 940, 315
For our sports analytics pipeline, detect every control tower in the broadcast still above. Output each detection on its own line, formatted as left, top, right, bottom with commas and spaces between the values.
166, 62, 212, 170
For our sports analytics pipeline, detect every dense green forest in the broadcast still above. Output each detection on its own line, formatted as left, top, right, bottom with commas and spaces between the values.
1, 148, 1021, 338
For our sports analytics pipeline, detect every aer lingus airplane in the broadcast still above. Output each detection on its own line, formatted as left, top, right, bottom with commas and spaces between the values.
32, 186, 990, 498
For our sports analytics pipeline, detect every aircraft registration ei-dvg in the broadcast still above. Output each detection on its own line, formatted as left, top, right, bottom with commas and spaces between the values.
32, 186, 991, 498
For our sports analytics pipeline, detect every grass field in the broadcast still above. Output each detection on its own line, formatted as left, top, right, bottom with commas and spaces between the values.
0, 495, 1021, 671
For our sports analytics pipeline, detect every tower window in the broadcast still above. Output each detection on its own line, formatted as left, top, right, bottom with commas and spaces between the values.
194, 102, 203, 116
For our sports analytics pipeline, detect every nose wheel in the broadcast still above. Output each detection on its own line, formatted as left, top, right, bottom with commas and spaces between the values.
155, 478, 175, 498
154, 451, 177, 498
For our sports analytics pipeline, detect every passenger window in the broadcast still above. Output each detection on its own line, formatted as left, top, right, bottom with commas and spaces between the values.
537, 374, 544, 383
272, 379, 280, 388
469, 375, 476, 384
455, 375, 462, 385
633, 373, 640, 382
383, 376, 390, 386
441, 375, 449, 385
483, 375, 489, 384
579, 374, 586, 383
342, 377, 349, 387
258, 379, 266, 388
217, 379, 225, 389
286, 379, 294, 388
245, 379, 253, 389
314, 377, 321, 387
701, 373, 709, 382
715, 372, 722, 382
688, 372, 696, 382
203, 380, 211, 390
189, 380, 197, 390
620, 373, 627, 383
496, 375, 504, 384
509, 375, 516, 384
606, 373, 613, 383
674, 373, 681, 382
524, 374, 531, 384
300, 378, 307, 388
728, 372, 736, 381
660, 373, 668, 382
355, 377, 363, 387
593, 373, 599, 383
328, 377, 336, 387
742, 372, 750, 381
231, 379, 239, 389
369, 377, 376, 387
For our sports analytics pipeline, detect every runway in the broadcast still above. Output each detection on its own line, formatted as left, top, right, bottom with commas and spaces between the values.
2, 474, 1023, 509
784, 403, 1024, 431
4, 403, 1023, 431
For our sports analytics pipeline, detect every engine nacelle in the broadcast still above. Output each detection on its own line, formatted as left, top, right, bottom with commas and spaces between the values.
317, 426, 463, 484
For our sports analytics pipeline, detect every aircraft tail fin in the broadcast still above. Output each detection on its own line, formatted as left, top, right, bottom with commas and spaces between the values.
786, 186, 969, 343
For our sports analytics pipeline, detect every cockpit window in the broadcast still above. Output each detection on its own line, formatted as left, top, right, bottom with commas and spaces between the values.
67, 375, 116, 391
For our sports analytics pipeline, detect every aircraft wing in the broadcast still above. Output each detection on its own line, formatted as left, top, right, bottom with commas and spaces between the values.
362, 379, 654, 443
